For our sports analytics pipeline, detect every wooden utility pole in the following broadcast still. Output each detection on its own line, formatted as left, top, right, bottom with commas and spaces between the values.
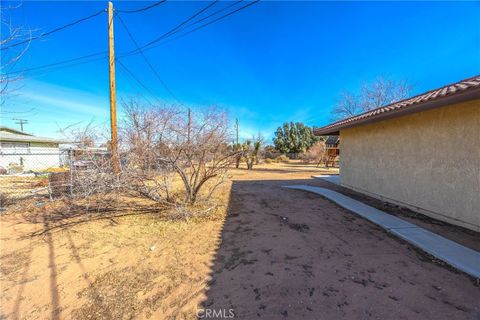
187, 108, 191, 144
235, 118, 239, 145
108, 1, 119, 174
13, 118, 28, 132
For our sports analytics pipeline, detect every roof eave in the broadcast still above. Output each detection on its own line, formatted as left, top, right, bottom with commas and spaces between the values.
314, 87, 480, 136
0, 137, 63, 144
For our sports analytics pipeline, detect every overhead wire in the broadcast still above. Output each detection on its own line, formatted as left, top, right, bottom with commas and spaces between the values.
161, 0, 260, 46
3, 0, 260, 78
118, 0, 258, 58
115, 0, 166, 13
3, 1, 218, 76
120, 0, 219, 57
5, 51, 107, 76
1, 9, 106, 50
116, 61, 155, 106
116, 59, 165, 106
116, 13, 180, 103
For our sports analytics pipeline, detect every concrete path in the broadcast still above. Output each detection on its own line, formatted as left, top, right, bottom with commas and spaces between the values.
285, 185, 480, 279
312, 175, 340, 185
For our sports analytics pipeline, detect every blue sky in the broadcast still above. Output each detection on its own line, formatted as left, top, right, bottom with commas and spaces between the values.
1, 1, 479, 142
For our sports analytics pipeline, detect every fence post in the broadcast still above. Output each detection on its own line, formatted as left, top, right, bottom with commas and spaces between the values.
69, 148, 73, 197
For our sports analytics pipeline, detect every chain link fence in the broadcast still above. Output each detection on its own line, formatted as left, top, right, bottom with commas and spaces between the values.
0, 148, 111, 208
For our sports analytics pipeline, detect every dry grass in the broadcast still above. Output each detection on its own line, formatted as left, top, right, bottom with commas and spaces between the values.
0, 162, 335, 319
0, 175, 50, 203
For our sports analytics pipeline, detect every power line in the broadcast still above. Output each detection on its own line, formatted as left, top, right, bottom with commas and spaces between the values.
116, 13, 180, 103
121, 1, 219, 57
120, 0, 258, 57
3, 0, 260, 77
0, 107, 35, 115
184, 0, 244, 29
117, 70, 155, 106
115, 0, 166, 13
116, 61, 155, 106
163, 0, 260, 45
2, 9, 106, 51
4, 55, 107, 80
5, 51, 107, 76
2, 1, 217, 76
116, 59, 164, 106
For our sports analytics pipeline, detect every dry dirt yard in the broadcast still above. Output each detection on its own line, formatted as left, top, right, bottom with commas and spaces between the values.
1, 162, 479, 319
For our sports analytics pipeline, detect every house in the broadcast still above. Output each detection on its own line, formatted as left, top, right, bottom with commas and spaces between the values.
0, 126, 65, 172
314, 75, 480, 232
324, 135, 340, 167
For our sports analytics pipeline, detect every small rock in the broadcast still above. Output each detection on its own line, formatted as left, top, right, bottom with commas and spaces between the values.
149, 245, 156, 251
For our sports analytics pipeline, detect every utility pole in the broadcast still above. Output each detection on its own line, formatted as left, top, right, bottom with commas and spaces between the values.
13, 118, 28, 132
235, 118, 239, 145
108, 1, 119, 174
187, 108, 191, 144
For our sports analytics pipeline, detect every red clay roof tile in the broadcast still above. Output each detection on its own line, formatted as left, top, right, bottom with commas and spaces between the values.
314, 75, 480, 135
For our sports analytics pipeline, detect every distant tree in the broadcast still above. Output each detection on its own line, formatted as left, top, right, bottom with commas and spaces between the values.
273, 122, 317, 154
332, 77, 412, 120
331, 91, 362, 120
244, 139, 261, 170
233, 142, 242, 168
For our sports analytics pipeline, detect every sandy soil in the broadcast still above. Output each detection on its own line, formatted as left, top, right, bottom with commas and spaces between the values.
1, 162, 479, 319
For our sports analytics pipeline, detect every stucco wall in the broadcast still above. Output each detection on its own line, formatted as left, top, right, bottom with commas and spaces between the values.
340, 99, 480, 231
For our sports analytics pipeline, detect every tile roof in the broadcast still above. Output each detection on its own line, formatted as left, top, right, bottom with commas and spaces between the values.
314, 75, 480, 135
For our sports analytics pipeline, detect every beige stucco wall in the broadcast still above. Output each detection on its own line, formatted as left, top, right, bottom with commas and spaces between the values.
340, 99, 480, 231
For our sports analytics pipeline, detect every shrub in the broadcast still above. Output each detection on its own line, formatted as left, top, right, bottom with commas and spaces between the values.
45, 167, 69, 173
7, 163, 23, 174
0, 193, 12, 208
276, 155, 290, 163
300, 140, 326, 163
262, 145, 278, 159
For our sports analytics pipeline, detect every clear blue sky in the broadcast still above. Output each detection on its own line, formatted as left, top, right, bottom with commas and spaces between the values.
1, 1, 479, 142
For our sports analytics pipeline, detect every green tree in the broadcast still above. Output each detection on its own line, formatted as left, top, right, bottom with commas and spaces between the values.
273, 122, 317, 154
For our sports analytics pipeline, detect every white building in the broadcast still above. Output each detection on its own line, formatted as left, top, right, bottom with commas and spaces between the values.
0, 126, 65, 172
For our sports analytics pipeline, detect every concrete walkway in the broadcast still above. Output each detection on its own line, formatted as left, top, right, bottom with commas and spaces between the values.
312, 175, 340, 185
285, 185, 480, 279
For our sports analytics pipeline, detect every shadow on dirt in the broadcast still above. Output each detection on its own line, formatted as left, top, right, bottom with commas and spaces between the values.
199, 178, 480, 319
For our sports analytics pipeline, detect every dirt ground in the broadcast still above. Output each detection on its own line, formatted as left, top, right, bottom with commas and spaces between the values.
1, 162, 479, 319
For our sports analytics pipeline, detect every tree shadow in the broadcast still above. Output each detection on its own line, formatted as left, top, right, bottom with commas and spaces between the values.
244, 167, 328, 174
11, 247, 33, 320
21, 199, 169, 238
43, 216, 61, 320
199, 177, 480, 319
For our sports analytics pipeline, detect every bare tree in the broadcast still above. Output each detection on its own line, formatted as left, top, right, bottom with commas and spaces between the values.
361, 77, 411, 110
50, 103, 237, 218
331, 91, 362, 120
0, 4, 32, 101
56, 122, 114, 199
332, 77, 412, 120
121, 104, 238, 205
59, 121, 100, 148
